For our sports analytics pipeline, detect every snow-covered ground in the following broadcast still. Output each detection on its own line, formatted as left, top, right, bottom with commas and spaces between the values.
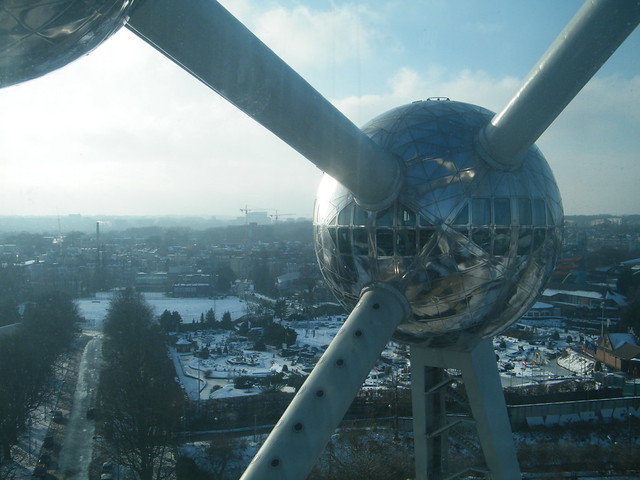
172, 316, 357, 400
77, 293, 603, 399
77, 292, 249, 329
77, 293, 348, 399
494, 318, 599, 388
74, 294, 635, 479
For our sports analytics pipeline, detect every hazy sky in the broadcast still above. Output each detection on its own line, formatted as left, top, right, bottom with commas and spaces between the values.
0, 0, 638, 219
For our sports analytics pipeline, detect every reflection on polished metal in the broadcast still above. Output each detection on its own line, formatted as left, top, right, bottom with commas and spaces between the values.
0, 0, 133, 88
314, 99, 563, 347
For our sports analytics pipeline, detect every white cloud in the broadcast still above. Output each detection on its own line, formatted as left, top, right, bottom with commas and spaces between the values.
219, 0, 393, 79
0, 0, 637, 218
254, 5, 378, 69
335, 66, 521, 126
0, 26, 321, 217
537, 74, 640, 215
334, 64, 640, 216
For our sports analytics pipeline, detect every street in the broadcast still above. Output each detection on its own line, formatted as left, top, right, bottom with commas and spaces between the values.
56, 336, 103, 479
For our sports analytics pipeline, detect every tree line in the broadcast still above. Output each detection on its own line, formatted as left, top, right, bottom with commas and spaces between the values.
0, 293, 81, 464
97, 289, 184, 480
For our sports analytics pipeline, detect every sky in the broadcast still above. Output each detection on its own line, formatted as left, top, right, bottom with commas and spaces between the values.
0, 0, 638, 219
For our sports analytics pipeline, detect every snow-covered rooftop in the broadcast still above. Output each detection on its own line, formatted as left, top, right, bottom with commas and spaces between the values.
543, 289, 603, 300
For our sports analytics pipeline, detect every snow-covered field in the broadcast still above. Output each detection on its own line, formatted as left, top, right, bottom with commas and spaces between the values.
77, 292, 249, 327
172, 316, 363, 400
77, 293, 600, 399
77, 293, 352, 400
73, 293, 637, 479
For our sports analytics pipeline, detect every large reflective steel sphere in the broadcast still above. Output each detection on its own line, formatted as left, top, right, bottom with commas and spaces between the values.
0, 0, 134, 88
314, 99, 563, 347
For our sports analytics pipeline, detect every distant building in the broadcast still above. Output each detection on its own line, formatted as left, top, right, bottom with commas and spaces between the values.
542, 286, 625, 319
233, 279, 254, 298
175, 338, 194, 353
135, 272, 169, 292
595, 333, 640, 376
522, 301, 560, 319
172, 283, 213, 297
276, 271, 301, 294
590, 217, 622, 226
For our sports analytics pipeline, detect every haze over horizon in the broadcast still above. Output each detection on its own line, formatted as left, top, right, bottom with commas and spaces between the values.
1, 0, 638, 219
0, 210, 635, 237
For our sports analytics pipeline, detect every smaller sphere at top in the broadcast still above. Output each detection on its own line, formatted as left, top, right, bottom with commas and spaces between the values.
0, 0, 134, 88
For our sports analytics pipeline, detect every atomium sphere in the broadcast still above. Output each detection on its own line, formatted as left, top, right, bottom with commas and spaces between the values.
0, 0, 133, 88
314, 99, 563, 347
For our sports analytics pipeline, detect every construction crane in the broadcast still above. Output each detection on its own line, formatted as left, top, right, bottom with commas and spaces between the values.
240, 205, 272, 225
270, 211, 296, 223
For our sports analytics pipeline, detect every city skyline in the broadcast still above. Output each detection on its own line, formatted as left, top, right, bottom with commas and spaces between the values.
0, 0, 638, 218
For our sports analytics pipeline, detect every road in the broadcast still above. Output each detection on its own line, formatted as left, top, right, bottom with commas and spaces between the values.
56, 336, 103, 479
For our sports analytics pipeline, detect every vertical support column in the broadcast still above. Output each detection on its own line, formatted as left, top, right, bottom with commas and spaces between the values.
411, 354, 448, 480
410, 339, 521, 480
457, 339, 520, 479
240, 283, 411, 480
427, 367, 447, 477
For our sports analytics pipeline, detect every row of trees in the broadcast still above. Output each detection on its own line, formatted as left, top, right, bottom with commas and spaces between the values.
0, 293, 81, 462
0, 266, 24, 328
159, 309, 235, 333
98, 289, 184, 480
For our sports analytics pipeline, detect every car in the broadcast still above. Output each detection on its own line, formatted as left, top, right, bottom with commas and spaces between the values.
100, 474, 113, 480
52, 410, 63, 423
101, 462, 113, 473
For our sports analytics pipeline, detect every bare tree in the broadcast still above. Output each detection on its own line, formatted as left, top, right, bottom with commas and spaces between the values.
0, 293, 80, 461
310, 428, 413, 480
98, 289, 183, 480
0, 461, 20, 480
205, 435, 247, 480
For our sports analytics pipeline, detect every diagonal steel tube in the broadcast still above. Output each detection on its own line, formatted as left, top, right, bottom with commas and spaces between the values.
125, 0, 403, 210
477, 0, 640, 170
240, 284, 411, 480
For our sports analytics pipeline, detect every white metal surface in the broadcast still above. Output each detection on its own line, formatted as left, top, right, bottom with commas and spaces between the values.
477, 0, 640, 170
240, 283, 411, 480
411, 339, 521, 480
